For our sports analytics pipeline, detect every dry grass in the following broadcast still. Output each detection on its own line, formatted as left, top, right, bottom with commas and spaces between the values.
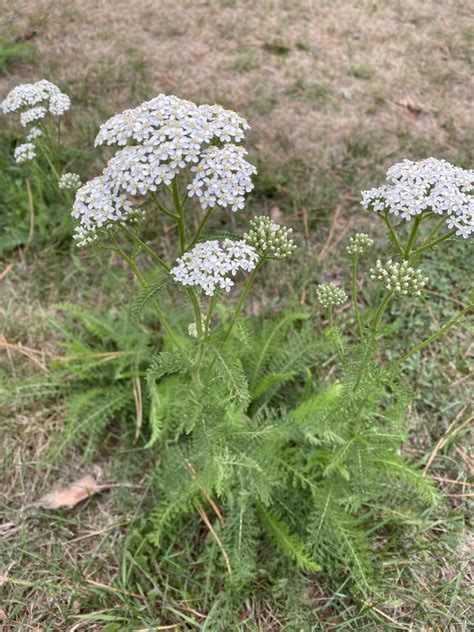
2, 0, 473, 168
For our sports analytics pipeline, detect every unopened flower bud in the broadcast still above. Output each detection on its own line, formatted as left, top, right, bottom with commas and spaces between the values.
244, 216, 297, 260
316, 283, 347, 308
346, 232, 373, 256
369, 259, 428, 296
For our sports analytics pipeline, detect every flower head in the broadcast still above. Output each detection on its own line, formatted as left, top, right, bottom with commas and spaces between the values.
170, 239, 258, 296
58, 172, 82, 191
361, 158, 474, 238
316, 283, 347, 308
346, 232, 373, 256
71, 175, 143, 246
188, 145, 256, 212
14, 143, 36, 164
25, 126, 43, 142
20, 106, 47, 127
72, 94, 256, 244
244, 216, 296, 259
1, 80, 70, 117
370, 259, 428, 296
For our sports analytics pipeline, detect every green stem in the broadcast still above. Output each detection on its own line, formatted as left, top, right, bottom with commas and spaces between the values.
191, 296, 216, 385
223, 259, 264, 344
409, 227, 457, 258
187, 288, 203, 337
381, 212, 404, 258
152, 193, 179, 220
373, 292, 393, 331
328, 306, 344, 364
205, 294, 217, 336
404, 215, 422, 258
393, 303, 472, 370
353, 292, 393, 391
171, 178, 186, 253
189, 206, 215, 248
351, 258, 362, 337
121, 225, 169, 271
111, 238, 187, 360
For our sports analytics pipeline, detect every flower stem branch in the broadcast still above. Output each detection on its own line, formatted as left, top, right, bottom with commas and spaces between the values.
351, 258, 363, 336
121, 225, 170, 272
223, 258, 265, 344
393, 303, 472, 369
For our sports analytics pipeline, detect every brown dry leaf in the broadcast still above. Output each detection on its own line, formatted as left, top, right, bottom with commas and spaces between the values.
394, 97, 424, 115
38, 474, 100, 509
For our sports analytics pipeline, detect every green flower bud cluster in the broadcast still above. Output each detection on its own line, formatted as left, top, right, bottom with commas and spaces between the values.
316, 283, 348, 308
244, 216, 297, 260
346, 232, 373, 256
370, 259, 428, 296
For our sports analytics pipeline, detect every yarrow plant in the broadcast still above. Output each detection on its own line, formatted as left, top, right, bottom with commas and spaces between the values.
1, 79, 81, 249
64, 94, 472, 605
1, 79, 70, 166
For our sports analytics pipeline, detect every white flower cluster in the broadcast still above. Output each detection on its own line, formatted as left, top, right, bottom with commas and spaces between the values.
370, 259, 428, 296
316, 283, 347, 308
170, 239, 258, 296
95, 94, 249, 148
361, 158, 474, 238
346, 232, 374, 256
25, 126, 43, 142
188, 145, 256, 211
1, 79, 71, 121
73, 94, 256, 244
244, 215, 297, 259
14, 143, 36, 164
71, 175, 142, 246
58, 172, 82, 191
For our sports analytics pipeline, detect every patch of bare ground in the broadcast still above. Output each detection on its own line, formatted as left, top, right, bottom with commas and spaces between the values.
2, 0, 473, 170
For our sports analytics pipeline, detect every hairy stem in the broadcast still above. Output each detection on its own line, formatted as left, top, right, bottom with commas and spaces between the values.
404, 215, 422, 259
121, 225, 170, 272
381, 212, 404, 258
222, 259, 264, 344
353, 291, 393, 390
189, 206, 215, 248
327, 306, 345, 364
351, 258, 363, 337
410, 227, 457, 258
112, 238, 187, 360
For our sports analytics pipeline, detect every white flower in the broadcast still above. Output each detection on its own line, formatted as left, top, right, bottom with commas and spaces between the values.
95, 94, 250, 149
1, 80, 70, 116
170, 239, 258, 296
71, 175, 142, 246
370, 259, 428, 296
25, 126, 43, 141
58, 172, 82, 190
189, 144, 256, 212
14, 143, 36, 163
72, 94, 257, 243
316, 283, 347, 308
361, 158, 474, 238
20, 106, 47, 126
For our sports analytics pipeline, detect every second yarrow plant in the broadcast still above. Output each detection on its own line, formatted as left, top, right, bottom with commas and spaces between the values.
67, 93, 472, 592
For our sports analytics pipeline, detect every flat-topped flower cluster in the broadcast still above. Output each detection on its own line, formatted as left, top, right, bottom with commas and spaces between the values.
361, 158, 474, 238
1, 80, 70, 164
72, 94, 256, 244
170, 239, 259, 296
1, 79, 71, 118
